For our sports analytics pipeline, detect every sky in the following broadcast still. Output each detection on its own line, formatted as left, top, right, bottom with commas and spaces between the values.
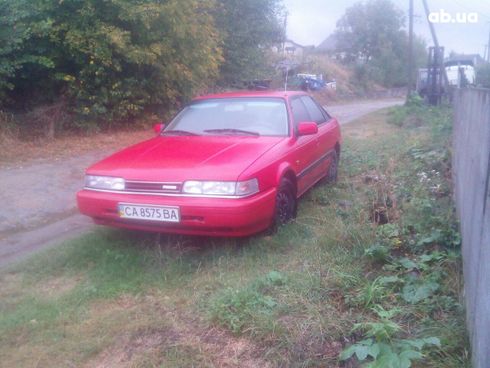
283, 0, 490, 57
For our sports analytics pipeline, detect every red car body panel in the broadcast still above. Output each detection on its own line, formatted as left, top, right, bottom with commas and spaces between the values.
86, 136, 284, 182
77, 91, 342, 236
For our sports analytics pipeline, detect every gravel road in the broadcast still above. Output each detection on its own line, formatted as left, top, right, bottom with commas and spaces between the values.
0, 98, 403, 267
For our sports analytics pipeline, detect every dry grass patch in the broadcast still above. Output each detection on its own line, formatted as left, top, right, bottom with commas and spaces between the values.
342, 109, 399, 140
83, 291, 271, 368
0, 272, 24, 307
0, 129, 152, 167
35, 275, 82, 300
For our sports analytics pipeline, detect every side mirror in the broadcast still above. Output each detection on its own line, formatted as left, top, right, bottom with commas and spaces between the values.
153, 122, 165, 134
297, 122, 318, 136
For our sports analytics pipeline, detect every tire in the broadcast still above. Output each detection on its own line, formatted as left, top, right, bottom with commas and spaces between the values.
272, 178, 297, 230
325, 150, 339, 184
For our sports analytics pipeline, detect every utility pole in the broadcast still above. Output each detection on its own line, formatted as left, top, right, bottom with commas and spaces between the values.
422, 0, 439, 48
407, 0, 414, 100
487, 23, 490, 62
422, 0, 448, 94
282, 12, 288, 55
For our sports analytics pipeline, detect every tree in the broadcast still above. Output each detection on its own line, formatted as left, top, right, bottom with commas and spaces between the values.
214, 0, 285, 85
1, 0, 288, 132
335, 0, 404, 62
334, 0, 426, 87
1, 0, 223, 126
476, 63, 490, 88
0, 0, 54, 103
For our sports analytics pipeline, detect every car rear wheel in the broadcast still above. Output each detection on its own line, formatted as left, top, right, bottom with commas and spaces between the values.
325, 151, 339, 184
271, 178, 297, 231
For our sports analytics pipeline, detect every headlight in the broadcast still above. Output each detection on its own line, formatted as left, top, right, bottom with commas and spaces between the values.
182, 178, 259, 197
85, 175, 125, 190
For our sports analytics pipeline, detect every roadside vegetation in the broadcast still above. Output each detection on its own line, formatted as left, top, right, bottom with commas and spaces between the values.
333, 0, 427, 89
0, 101, 468, 367
1, 0, 426, 143
0, 0, 284, 138
476, 63, 490, 88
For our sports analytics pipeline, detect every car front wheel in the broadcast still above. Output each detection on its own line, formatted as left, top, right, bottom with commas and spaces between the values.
273, 178, 297, 228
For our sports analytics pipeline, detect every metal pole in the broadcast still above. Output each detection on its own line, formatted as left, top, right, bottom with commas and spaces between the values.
421, 0, 439, 47
422, 0, 449, 89
407, 0, 414, 99
487, 23, 490, 62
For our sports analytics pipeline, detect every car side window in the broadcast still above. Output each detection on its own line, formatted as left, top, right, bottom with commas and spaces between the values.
290, 97, 311, 127
301, 96, 326, 125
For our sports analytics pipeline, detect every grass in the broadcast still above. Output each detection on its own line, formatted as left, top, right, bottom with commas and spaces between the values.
0, 127, 152, 168
0, 104, 469, 367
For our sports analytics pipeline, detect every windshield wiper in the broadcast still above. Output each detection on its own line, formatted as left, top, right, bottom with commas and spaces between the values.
162, 129, 200, 136
204, 128, 259, 136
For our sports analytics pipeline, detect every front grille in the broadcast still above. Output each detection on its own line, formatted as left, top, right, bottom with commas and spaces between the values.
125, 180, 182, 194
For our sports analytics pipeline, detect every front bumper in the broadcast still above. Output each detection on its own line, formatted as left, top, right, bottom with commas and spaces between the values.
76, 188, 276, 236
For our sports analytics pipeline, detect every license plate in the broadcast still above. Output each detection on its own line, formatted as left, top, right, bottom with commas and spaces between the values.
118, 203, 180, 223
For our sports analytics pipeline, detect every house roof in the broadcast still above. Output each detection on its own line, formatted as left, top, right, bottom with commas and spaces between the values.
285, 39, 315, 50
285, 39, 306, 48
317, 34, 339, 52
445, 53, 485, 66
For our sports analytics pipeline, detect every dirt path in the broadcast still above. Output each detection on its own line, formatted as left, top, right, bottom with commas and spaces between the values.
326, 98, 404, 123
0, 98, 403, 268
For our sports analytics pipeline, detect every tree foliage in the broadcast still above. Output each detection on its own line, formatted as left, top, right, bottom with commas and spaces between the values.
0, 0, 54, 99
0, 0, 284, 130
214, 0, 285, 85
336, 0, 405, 62
476, 63, 490, 88
335, 0, 427, 88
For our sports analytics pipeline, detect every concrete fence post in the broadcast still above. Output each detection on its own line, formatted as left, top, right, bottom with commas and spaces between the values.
452, 87, 490, 368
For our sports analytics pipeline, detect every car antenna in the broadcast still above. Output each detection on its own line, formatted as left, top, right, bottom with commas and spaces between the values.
284, 65, 289, 92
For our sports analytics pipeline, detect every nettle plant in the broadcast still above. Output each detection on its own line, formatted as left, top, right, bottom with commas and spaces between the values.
340, 306, 440, 367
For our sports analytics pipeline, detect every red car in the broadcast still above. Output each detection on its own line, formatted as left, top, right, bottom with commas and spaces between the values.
77, 91, 341, 236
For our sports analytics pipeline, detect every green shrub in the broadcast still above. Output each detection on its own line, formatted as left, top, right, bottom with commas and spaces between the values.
208, 271, 286, 334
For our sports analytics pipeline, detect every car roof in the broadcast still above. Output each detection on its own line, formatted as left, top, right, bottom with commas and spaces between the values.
193, 90, 308, 101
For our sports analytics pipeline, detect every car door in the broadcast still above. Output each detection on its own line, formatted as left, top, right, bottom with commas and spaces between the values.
289, 96, 321, 196
300, 95, 337, 180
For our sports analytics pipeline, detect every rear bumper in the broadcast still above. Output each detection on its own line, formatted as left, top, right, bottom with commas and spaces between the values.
76, 188, 276, 237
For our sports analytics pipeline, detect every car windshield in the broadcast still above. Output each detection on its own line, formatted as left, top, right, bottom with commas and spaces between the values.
164, 97, 289, 136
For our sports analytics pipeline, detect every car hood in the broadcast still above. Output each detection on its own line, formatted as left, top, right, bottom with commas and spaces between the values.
87, 135, 285, 182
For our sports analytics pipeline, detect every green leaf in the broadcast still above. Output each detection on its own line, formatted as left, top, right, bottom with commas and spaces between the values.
399, 258, 418, 270
402, 339, 424, 350
265, 270, 285, 286
339, 345, 357, 360
399, 349, 423, 368
366, 348, 400, 368
368, 343, 381, 359
402, 281, 439, 303
355, 345, 369, 360
340, 339, 374, 361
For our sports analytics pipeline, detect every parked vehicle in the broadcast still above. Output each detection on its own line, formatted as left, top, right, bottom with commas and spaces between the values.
417, 61, 476, 97
444, 61, 475, 87
77, 91, 342, 236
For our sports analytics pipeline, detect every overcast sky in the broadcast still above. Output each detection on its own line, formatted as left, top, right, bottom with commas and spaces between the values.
283, 0, 490, 57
